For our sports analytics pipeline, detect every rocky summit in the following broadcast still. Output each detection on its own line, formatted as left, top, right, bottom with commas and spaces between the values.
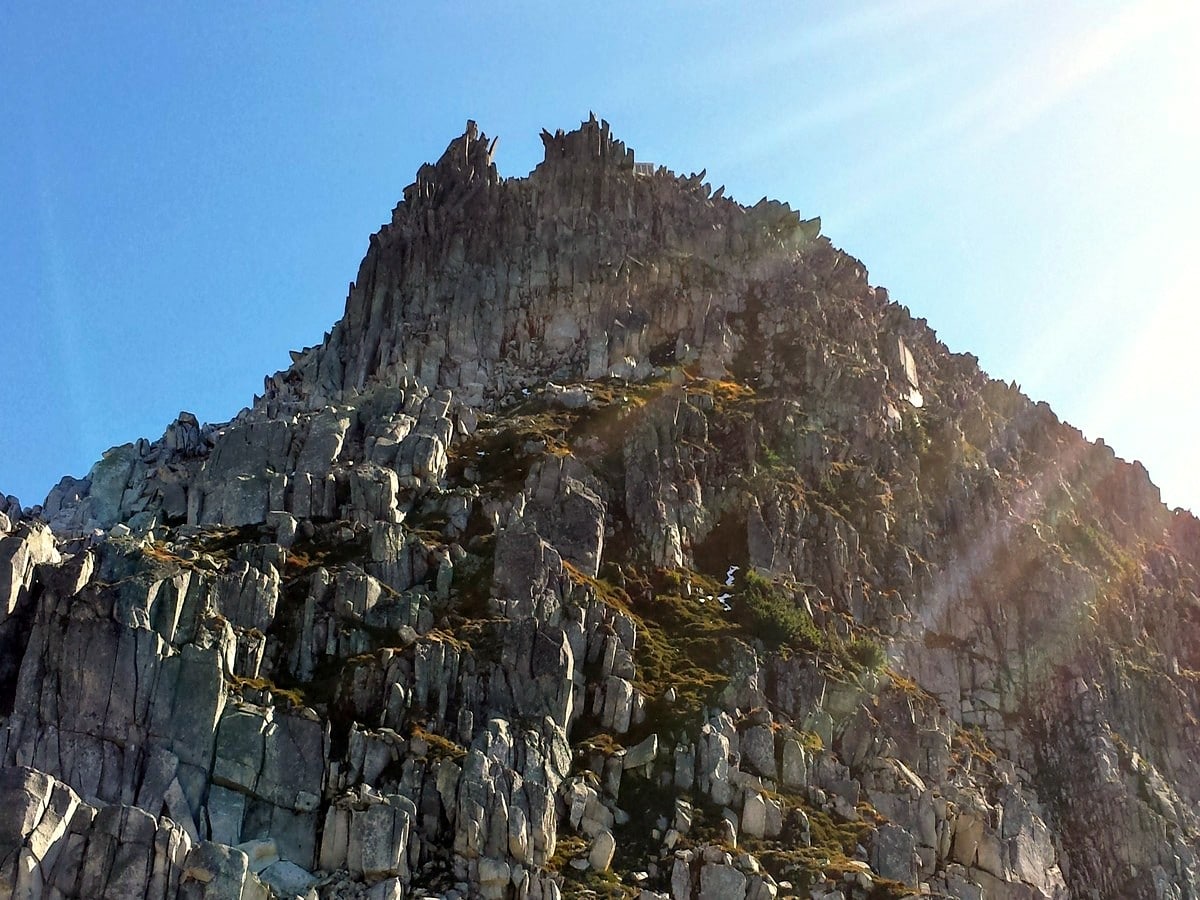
2, 115, 1199, 900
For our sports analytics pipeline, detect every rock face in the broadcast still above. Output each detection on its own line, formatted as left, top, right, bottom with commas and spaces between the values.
3, 116, 1199, 899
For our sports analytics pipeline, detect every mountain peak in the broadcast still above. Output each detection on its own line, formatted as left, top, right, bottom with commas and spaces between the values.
3, 118, 1199, 900
273, 116, 842, 413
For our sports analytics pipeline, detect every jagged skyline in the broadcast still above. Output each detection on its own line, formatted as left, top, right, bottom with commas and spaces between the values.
2, 100, 1197, 897
2, 2, 1198, 512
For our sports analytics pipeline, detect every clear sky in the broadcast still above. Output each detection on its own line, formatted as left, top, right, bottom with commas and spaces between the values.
2, 2, 1198, 512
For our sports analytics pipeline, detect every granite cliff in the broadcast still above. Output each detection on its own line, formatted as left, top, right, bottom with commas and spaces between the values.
2, 116, 1199, 900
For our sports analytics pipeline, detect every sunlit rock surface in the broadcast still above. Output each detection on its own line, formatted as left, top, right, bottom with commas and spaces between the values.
3, 116, 1199, 899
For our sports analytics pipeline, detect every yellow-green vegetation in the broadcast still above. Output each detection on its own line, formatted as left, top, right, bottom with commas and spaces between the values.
899, 411, 931, 460
447, 407, 577, 493
883, 668, 925, 697
736, 793, 911, 899
446, 375, 680, 497
195, 524, 268, 559
576, 732, 625, 756
844, 635, 887, 672
795, 729, 825, 752
733, 569, 822, 651
546, 834, 588, 871
627, 570, 738, 730
409, 723, 467, 761
142, 541, 201, 571
551, 829, 635, 899
1052, 514, 1141, 587
865, 878, 918, 900
565, 377, 676, 476
813, 613, 890, 678
679, 374, 756, 409
283, 549, 316, 575
282, 523, 371, 576
559, 562, 731, 735
228, 675, 307, 710
559, 870, 636, 900
584, 374, 674, 410
566, 561, 891, 743
759, 446, 785, 469
953, 724, 999, 767
660, 794, 738, 850
561, 561, 635, 610
738, 790, 884, 895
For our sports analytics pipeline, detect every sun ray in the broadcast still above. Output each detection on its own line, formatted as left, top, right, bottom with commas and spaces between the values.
822, 0, 1194, 233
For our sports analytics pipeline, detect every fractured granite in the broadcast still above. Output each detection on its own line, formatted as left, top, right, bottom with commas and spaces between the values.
1, 116, 1197, 900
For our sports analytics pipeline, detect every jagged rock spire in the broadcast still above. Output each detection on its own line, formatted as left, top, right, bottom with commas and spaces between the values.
268, 115, 841, 409
538, 112, 634, 170
401, 119, 501, 207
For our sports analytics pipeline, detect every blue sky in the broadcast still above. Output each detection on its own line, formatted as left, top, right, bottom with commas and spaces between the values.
2, 1, 1198, 512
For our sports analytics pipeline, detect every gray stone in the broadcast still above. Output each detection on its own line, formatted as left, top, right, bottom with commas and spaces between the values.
624, 734, 658, 769
205, 785, 246, 846
872, 823, 918, 885
87, 444, 140, 527
258, 859, 318, 897
741, 792, 766, 839
589, 829, 616, 872
699, 863, 747, 900
740, 725, 776, 779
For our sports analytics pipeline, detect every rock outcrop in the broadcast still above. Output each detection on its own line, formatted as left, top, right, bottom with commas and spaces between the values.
3, 116, 1199, 899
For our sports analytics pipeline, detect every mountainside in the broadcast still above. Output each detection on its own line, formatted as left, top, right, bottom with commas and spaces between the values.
3, 116, 1200, 900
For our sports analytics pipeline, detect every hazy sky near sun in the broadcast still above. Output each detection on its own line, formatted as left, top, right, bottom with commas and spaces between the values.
2, 1, 1198, 512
